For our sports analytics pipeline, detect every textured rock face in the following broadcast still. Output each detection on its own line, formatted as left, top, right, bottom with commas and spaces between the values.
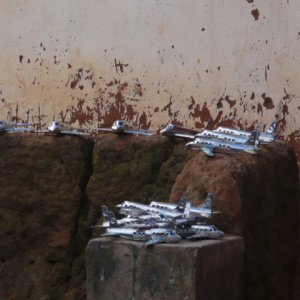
86, 237, 244, 300
0, 134, 193, 300
0, 134, 93, 300
170, 142, 299, 300
87, 134, 195, 222
0, 134, 298, 300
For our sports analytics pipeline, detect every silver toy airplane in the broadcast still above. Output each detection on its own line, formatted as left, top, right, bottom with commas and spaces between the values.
93, 205, 172, 229
41, 120, 90, 135
0, 120, 33, 133
37, 112, 90, 136
116, 197, 191, 219
177, 224, 224, 240
160, 123, 201, 138
161, 121, 277, 144
150, 193, 214, 219
194, 129, 261, 146
94, 120, 154, 136
215, 122, 277, 143
186, 130, 259, 157
102, 227, 181, 246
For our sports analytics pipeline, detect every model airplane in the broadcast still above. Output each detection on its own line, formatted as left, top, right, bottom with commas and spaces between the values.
102, 227, 181, 246
93, 205, 172, 229
36, 112, 90, 136
195, 129, 261, 146
150, 193, 214, 219
177, 224, 224, 240
186, 130, 259, 156
116, 197, 191, 219
215, 122, 277, 143
94, 120, 154, 136
161, 121, 277, 144
0, 120, 33, 133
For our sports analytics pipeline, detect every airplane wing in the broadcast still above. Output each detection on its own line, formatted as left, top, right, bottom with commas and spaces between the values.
201, 146, 215, 157
93, 128, 114, 132
6, 127, 33, 133
60, 130, 90, 136
124, 129, 154, 136
172, 133, 195, 139
144, 236, 166, 247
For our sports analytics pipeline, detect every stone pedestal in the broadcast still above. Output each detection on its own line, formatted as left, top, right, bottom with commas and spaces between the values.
86, 236, 244, 300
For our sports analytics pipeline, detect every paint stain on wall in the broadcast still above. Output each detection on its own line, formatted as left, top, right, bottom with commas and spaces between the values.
261, 93, 275, 109
251, 9, 259, 20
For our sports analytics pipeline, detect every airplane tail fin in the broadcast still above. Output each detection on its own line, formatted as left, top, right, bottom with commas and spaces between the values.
245, 129, 259, 145
203, 193, 213, 210
175, 197, 191, 218
264, 122, 277, 137
101, 205, 111, 222
175, 197, 188, 213
101, 205, 118, 227
198, 193, 213, 215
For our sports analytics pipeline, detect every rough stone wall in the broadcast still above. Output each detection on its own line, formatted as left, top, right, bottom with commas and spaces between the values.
0, 0, 300, 163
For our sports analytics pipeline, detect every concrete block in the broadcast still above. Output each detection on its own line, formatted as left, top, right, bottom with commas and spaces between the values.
86, 236, 244, 300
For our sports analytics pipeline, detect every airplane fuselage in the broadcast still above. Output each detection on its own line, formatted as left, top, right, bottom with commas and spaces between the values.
103, 227, 181, 243
196, 130, 254, 145
47, 121, 72, 134
0, 121, 32, 133
150, 201, 212, 218
117, 201, 183, 218
215, 126, 274, 143
186, 136, 257, 154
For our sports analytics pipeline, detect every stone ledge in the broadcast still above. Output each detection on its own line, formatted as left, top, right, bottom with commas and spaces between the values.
86, 236, 244, 300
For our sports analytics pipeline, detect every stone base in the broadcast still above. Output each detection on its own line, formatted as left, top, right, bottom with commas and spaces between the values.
86, 236, 244, 300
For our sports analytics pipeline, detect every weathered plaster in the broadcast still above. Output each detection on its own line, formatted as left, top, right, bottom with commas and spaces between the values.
0, 0, 299, 163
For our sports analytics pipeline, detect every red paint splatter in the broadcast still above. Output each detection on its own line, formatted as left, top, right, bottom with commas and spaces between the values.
70, 68, 83, 89
257, 103, 263, 115
161, 96, 174, 118
251, 9, 259, 20
224, 96, 236, 109
261, 93, 274, 109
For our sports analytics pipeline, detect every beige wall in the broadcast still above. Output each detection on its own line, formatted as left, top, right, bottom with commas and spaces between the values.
0, 0, 299, 160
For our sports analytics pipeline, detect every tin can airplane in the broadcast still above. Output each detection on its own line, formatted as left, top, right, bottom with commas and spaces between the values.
161, 121, 277, 144
0, 120, 33, 133
215, 122, 277, 143
36, 112, 90, 136
150, 193, 214, 219
177, 224, 224, 240
94, 120, 154, 136
93, 205, 172, 229
102, 227, 181, 246
186, 130, 259, 157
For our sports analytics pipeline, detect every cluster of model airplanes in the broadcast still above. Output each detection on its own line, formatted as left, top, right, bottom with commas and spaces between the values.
93, 194, 224, 247
1, 114, 277, 157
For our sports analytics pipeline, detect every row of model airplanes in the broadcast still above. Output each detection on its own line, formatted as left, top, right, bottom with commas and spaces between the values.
1, 114, 277, 157
93, 193, 224, 247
